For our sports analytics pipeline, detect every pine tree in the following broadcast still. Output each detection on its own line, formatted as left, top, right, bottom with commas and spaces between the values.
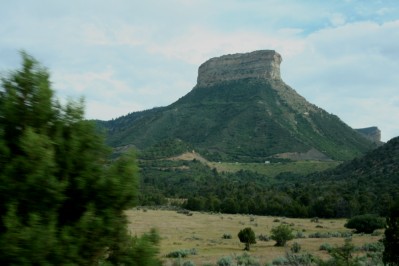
0, 52, 160, 265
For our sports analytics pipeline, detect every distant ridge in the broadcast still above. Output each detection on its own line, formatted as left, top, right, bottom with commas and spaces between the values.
99, 50, 375, 162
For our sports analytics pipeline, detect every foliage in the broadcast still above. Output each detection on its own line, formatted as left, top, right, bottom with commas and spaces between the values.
222, 233, 232, 239
345, 214, 386, 233
166, 248, 197, 258
0, 52, 159, 265
216, 253, 259, 266
235, 252, 260, 266
290, 242, 301, 253
383, 201, 399, 265
284, 252, 317, 266
238, 227, 256, 251
217, 256, 234, 266
270, 224, 294, 246
258, 234, 270, 241
106, 228, 161, 266
320, 243, 333, 252
270, 256, 288, 265
182, 261, 195, 266
360, 242, 384, 253
324, 238, 362, 266
308, 231, 352, 238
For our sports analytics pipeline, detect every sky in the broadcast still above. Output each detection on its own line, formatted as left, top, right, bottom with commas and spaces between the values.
0, 0, 398, 141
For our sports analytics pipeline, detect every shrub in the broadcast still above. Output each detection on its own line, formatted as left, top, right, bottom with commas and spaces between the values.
270, 224, 294, 246
326, 238, 360, 266
310, 217, 319, 223
271, 256, 288, 265
222, 233, 232, 239
290, 242, 301, 253
345, 214, 386, 234
285, 252, 317, 266
308, 231, 352, 238
166, 249, 197, 258
361, 242, 384, 252
217, 256, 234, 266
258, 234, 270, 241
294, 231, 306, 239
238, 227, 256, 251
236, 252, 260, 266
182, 261, 195, 266
319, 243, 333, 251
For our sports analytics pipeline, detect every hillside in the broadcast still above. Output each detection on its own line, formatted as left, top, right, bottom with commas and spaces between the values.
99, 50, 375, 162
307, 136, 399, 185
138, 137, 399, 218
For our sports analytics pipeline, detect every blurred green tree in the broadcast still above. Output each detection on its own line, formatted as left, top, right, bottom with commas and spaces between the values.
0, 52, 160, 265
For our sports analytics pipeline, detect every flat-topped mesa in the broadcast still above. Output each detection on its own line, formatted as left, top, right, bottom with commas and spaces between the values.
196, 50, 282, 87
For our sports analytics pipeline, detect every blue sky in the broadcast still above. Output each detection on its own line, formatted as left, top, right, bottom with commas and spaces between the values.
1, 0, 398, 141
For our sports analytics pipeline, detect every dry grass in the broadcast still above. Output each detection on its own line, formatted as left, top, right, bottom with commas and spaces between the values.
126, 209, 383, 265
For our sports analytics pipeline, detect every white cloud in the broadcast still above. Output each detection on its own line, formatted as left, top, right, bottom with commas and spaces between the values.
330, 13, 347, 27
147, 26, 306, 65
283, 20, 399, 141
1, 0, 398, 141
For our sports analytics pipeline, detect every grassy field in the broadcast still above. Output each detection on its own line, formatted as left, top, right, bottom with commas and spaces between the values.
169, 151, 341, 178
126, 209, 383, 265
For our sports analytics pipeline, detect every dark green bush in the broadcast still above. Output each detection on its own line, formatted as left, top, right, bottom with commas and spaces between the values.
238, 227, 256, 251
222, 233, 232, 239
345, 214, 386, 234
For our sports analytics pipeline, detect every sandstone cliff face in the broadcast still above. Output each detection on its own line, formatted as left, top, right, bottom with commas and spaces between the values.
196, 50, 282, 87
356, 127, 382, 143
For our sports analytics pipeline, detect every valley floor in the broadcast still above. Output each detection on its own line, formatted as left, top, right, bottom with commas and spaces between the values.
126, 209, 382, 265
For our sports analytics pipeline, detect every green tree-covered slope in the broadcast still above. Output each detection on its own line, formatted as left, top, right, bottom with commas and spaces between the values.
138, 137, 398, 218
100, 78, 374, 162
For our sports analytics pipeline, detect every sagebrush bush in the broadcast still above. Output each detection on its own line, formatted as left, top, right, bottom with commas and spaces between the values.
360, 242, 384, 252
166, 248, 197, 258
182, 260, 195, 266
295, 231, 306, 239
285, 252, 317, 265
319, 243, 333, 251
290, 242, 301, 253
308, 231, 352, 238
271, 256, 288, 265
217, 256, 233, 266
236, 252, 260, 266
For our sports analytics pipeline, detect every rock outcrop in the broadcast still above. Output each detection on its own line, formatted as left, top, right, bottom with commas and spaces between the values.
196, 50, 282, 87
356, 127, 382, 143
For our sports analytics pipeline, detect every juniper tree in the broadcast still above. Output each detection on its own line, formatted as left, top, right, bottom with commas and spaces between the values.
0, 52, 160, 265
238, 227, 256, 251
